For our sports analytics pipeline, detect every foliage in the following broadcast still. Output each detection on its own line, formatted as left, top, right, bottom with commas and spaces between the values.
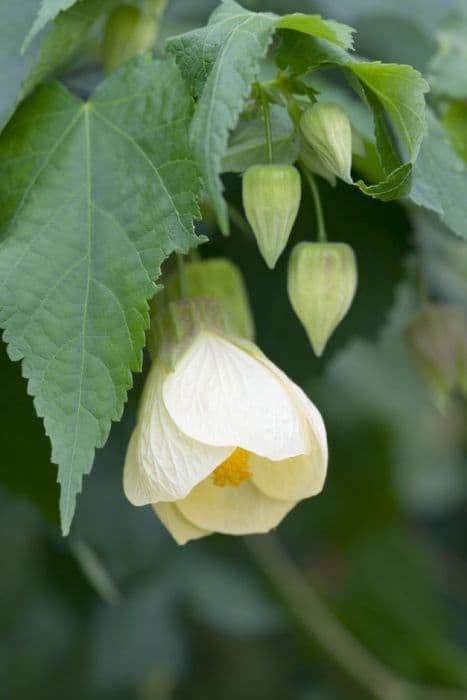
0, 1, 467, 698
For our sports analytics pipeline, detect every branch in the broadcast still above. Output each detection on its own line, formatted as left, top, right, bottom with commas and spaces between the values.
245, 534, 467, 700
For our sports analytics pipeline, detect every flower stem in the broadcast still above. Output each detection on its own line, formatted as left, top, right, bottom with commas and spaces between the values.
300, 162, 327, 242
245, 535, 467, 700
258, 85, 274, 164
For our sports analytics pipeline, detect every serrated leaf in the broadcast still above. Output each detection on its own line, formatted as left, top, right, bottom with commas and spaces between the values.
348, 62, 428, 161
276, 13, 354, 50
222, 104, 298, 172
22, 0, 78, 53
0, 57, 200, 534
411, 109, 467, 241
168, 2, 360, 232
170, 0, 277, 234
356, 163, 412, 201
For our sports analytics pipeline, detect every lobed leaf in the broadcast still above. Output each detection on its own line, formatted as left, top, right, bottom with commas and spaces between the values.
0, 56, 201, 533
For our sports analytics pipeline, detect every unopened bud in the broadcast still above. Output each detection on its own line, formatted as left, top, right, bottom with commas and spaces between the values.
300, 137, 336, 186
103, 5, 157, 73
242, 164, 301, 269
405, 304, 467, 410
288, 242, 357, 356
166, 257, 254, 340
300, 103, 352, 184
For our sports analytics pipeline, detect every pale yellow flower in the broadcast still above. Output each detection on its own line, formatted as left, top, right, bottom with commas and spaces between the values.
124, 330, 327, 544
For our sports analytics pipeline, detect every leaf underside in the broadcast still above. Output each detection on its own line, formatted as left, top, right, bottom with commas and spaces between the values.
0, 56, 201, 533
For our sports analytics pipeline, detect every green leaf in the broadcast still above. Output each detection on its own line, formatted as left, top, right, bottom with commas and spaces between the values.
356, 163, 412, 201
167, 3, 357, 233
169, 1, 277, 234
0, 56, 200, 534
222, 104, 298, 172
428, 9, 467, 98
0, 0, 117, 134
348, 62, 428, 161
442, 100, 467, 163
276, 33, 349, 74
276, 13, 355, 50
0, 0, 43, 130
22, 0, 78, 52
411, 109, 467, 241
21, 0, 118, 99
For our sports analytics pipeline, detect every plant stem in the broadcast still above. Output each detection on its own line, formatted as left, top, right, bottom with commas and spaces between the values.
258, 85, 273, 164
300, 162, 327, 242
245, 535, 467, 700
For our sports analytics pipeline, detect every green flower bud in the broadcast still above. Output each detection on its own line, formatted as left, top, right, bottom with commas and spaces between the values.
404, 304, 467, 411
299, 137, 336, 186
103, 5, 157, 73
166, 257, 255, 341
242, 164, 301, 269
300, 103, 353, 184
287, 242, 357, 356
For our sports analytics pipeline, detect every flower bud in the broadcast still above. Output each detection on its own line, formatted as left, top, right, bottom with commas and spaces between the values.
103, 5, 157, 73
404, 304, 467, 410
299, 137, 336, 186
300, 103, 353, 184
287, 242, 357, 356
166, 257, 255, 340
242, 164, 301, 269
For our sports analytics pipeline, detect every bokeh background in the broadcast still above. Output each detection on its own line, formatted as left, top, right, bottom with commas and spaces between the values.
1, 1, 467, 699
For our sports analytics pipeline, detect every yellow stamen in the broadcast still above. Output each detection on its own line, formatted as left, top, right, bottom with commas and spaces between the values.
212, 448, 252, 488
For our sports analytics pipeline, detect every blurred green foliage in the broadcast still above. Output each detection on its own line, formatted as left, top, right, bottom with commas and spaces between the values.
1, 1, 467, 699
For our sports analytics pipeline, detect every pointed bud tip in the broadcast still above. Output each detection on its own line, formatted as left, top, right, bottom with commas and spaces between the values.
300, 103, 353, 184
288, 242, 357, 356
242, 164, 301, 269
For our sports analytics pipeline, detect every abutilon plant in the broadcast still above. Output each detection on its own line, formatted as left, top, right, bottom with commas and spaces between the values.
1, 0, 459, 553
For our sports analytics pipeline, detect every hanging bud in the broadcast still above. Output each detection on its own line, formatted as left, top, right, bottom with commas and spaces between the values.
165, 257, 255, 341
300, 103, 353, 184
242, 164, 301, 269
102, 5, 157, 73
300, 137, 336, 186
404, 304, 467, 411
288, 242, 357, 356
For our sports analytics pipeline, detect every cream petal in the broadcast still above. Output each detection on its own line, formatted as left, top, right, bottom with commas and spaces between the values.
163, 331, 310, 461
123, 426, 159, 506
135, 360, 232, 503
153, 503, 211, 545
250, 452, 326, 501
176, 476, 296, 535
234, 338, 328, 465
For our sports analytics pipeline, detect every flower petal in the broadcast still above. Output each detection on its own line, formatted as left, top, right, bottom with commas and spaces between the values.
250, 452, 326, 501
123, 362, 232, 505
153, 503, 211, 545
134, 361, 232, 503
163, 331, 310, 460
123, 426, 159, 506
176, 477, 296, 534
235, 338, 328, 463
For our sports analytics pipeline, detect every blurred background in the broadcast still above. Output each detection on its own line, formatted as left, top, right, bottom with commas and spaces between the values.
1, 1, 467, 699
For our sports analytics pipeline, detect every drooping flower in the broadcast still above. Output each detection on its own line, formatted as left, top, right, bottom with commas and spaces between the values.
124, 321, 328, 544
